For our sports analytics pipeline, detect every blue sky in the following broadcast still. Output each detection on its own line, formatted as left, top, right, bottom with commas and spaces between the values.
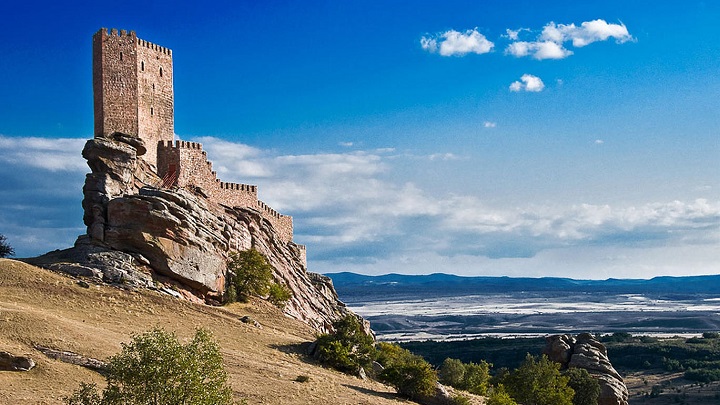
0, 0, 718, 279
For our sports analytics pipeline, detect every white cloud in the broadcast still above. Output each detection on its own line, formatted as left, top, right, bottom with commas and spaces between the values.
0, 135, 87, 172
339, 141, 354, 147
483, 121, 497, 128
595, 139, 604, 145
428, 153, 459, 161
541, 20, 633, 47
504, 28, 528, 41
506, 19, 633, 60
509, 74, 545, 92
421, 28, 494, 57
506, 40, 573, 60
2, 135, 717, 280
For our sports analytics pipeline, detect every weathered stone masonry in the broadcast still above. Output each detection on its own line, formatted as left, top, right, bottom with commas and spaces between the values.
93, 28, 300, 247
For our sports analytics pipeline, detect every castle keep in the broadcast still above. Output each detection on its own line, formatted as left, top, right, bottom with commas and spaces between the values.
93, 28, 298, 246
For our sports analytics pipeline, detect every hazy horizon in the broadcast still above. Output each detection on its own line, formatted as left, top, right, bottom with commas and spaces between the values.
0, 1, 718, 279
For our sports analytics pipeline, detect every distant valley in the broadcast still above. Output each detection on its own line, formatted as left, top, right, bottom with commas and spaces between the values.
326, 272, 720, 340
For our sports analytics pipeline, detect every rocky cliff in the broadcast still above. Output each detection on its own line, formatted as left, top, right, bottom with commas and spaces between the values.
544, 333, 629, 405
27, 133, 350, 332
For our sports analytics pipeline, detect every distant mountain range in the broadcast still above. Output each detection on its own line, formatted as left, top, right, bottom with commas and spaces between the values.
326, 272, 720, 303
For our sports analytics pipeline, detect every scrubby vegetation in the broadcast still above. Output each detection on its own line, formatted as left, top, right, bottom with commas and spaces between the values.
315, 315, 375, 374
225, 249, 292, 307
315, 316, 438, 399
0, 234, 14, 258
439, 357, 492, 395
375, 342, 437, 399
65, 328, 234, 405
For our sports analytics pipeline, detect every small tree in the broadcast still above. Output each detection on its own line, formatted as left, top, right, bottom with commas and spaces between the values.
505, 354, 574, 405
462, 361, 492, 395
267, 283, 292, 307
377, 348, 437, 400
0, 234, 14, 258
315, 315, 375, 374
439, 358, 466, 387
227, 249, 273, 302
565, 368, 600, 405
65, 328, 234, 405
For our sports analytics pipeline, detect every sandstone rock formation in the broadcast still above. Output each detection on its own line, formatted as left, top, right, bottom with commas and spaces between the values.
544, 333, 629, 405
0, 352, 35, 372
27, 134, 351, 333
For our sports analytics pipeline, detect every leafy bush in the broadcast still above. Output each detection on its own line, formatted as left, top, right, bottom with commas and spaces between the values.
486, 384, 518, 405
565, 368, 600, 405
685, 368, 720, 383
376, 342, 437, 399
267, 283, 292, 307
65, 328, 234, 405
462, 361, 491, 395
379, 354, 437, 399
227, 249, 274, 302
504, 354, 574, 405
439, 358, 466, 387
438, 357, 491, 395
315, 315, 375, 373
703, 332, 720, 339
0, 234, 14, 258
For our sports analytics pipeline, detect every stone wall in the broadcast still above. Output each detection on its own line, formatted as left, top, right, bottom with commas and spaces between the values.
136, 38, 173, 168
92, 28, 174, 168
93, 29, 139, 139
157, 140, 297, 244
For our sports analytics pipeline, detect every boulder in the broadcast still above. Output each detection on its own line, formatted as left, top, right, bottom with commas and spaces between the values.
0, 352, 35, 371
544, 333, 629, 405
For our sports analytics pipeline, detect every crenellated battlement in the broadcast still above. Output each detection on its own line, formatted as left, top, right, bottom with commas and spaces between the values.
98, 27, 137, 38
138, 38, 172, 56
156, 139, 294, 243
95, 28, 297, 249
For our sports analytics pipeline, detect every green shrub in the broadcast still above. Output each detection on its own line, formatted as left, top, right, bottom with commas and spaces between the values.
486, 384, 518, 405
295, 375, 310, 383
227, 249, 274, 302
462, 361, 491, 395
0, 234, 14, 258
438, 357, 491, 395
267, 283, 292, 307
315, 315, 375, 373
703, 332, 720, 339
439, 358, 466, 387
379, 355, 437, 399
505, 354, 574, 405
565, 368, 600, 405
65, 328, 233, 405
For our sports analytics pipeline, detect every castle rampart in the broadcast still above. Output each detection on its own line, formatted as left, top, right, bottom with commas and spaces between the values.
93, 27, 174, 168
94, 28, 299, 250
156, 140, 296, 244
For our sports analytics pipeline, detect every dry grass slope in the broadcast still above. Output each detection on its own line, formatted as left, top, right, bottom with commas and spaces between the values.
0, 259, 409, 404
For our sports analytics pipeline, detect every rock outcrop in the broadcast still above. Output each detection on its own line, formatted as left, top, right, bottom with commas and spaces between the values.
0, 352, 35, 372
544, 333, 629, 405
26, 134, 351, 333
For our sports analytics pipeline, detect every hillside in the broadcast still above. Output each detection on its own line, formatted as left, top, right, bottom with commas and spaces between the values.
0, 259, 407, 404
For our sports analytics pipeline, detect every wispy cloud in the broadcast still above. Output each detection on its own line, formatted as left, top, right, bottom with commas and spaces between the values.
0, 135, 87, 172
509, 74, 545, 92
421, 28, 494, 56
505, 19, 633, 60
197, 138, 720, 269
2, 135, 717, 279
483, 121, 497, 128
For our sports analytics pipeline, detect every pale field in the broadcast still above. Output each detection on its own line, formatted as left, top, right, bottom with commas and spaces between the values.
0, 259, 457, 405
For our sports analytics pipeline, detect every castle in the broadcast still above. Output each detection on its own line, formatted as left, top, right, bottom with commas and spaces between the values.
93, 28, 297, 245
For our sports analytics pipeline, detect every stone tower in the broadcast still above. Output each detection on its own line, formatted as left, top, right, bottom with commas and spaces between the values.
92, 28, 174, 168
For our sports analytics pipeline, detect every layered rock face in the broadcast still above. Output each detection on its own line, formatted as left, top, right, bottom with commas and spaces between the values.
544, 333, 629, 405
29, 134, 350, 332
